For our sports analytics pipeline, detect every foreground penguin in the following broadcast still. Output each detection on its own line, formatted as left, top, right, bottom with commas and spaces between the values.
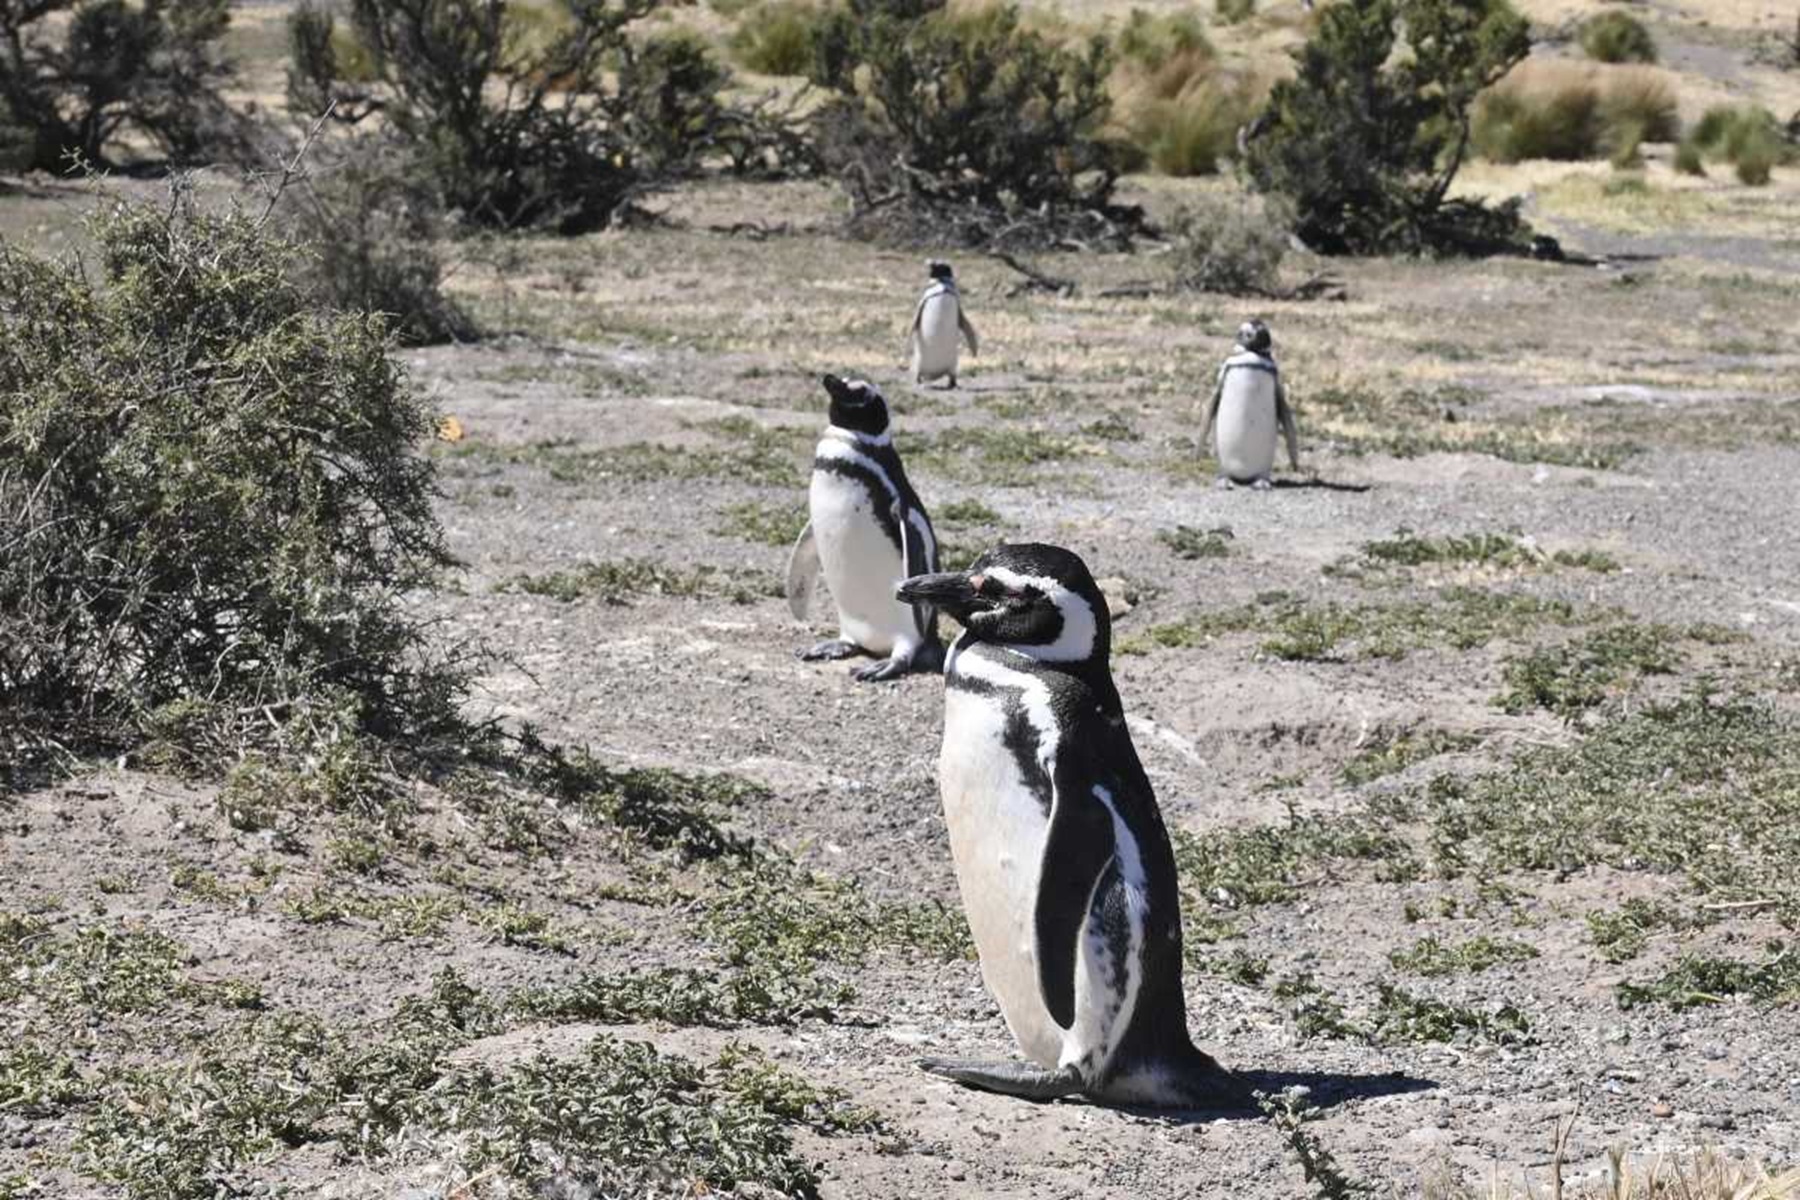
1201, 319, 1300, 489
897, 545, 1243, 1107
909, 260, 979, 388
786, 374, 943, 682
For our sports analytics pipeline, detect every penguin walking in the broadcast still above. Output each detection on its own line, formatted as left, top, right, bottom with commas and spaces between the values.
909, 260, 979, 389
1201, 319, 1300, 490
896, 544, 1243, 1107
786, 374, 944, 683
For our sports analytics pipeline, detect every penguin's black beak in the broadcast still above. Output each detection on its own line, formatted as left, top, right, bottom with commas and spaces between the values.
897, 571, 980, 616
821, 373, 852, 403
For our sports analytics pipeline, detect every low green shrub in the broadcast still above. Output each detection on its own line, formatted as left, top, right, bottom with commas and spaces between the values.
1580, 10, 1657, 63
1166, 192, 1287, 294
1676, 104, 1796, 186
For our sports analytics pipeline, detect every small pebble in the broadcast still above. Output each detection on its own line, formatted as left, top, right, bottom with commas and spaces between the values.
1651, 1101, 1674, 1118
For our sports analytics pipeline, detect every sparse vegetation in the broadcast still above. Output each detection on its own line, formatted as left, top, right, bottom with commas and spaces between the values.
1389, 934, 1539, 976
1158, 524, 1235, 559
1350, 530, 1619, 574
1617, 944, 1800, 1010
502, 558, 774, 604
1587, 899, 1705, 963
1494, 622, 1685, 718
1122, 587, 1591, 661
717, 499, 810, 545
1341, 729, 1477, 786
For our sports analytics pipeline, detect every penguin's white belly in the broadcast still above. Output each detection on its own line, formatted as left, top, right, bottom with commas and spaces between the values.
939, 686, 1065, 1068
1215, 373, 1278, 481
913, 296, 961, 380
809, 469, 913, 655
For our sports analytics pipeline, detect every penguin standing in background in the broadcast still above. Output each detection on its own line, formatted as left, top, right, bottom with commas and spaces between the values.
1202, 319, 1300, 490
786, 374, 943, 683
909, 260, 979, 388
896, 544, 1244, 1108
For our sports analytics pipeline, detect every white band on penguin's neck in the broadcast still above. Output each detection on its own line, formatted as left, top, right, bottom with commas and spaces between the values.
824, 425, 891, 447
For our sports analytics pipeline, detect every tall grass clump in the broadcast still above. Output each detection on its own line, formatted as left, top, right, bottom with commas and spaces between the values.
1473, 63, 1677, 163
1678, 104, 1796, 186
1580, 10, 1657, 63
730, 0, 833, 75
1109, 8, 1261, 176
0, 189, 462, 752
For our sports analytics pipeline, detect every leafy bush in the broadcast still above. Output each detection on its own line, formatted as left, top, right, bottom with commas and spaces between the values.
808, 0, 1133, 246
288, 0, 779, 233
1166, 192, 1287, 294
0, 189, 460, 747
1216, 0, 1255, 23
0, 0, 248, 172
1677, 104, 1796, 186
280, 137, 475, 347
1580, 10, 1657, 64
730, 0, 833, 75
1243, 0, 1532, 255
1473, 64, 1677, 163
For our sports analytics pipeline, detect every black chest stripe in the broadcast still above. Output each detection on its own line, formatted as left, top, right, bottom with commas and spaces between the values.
813, 456, 903, 554
947, 669, 1054, 817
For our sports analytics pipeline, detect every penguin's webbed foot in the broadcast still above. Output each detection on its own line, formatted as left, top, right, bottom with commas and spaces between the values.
918, 1058, 1084, 1103
851, 656, 910, 682
945, 375, 958, 390
799, 639, 859, 662
1213, 476, 1237, 490
1250, 475, 1273, 491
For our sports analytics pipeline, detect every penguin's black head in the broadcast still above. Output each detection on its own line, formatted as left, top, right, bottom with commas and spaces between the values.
821, 373, 890, 437
1236, 318, 1272, 356
927, 260, 954, 282
897, 543, 1109, 664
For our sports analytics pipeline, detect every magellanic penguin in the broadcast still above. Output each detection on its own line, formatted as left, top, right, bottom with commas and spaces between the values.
896, 544, 1244, 1107
786, 374, 944, 682
1201, 319, 1300, 490
909, 260, 979, 389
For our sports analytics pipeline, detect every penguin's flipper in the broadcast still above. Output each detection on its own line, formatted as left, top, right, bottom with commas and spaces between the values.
892, 498, 936, 639
784, 519, 821, 621
918, 1057, 1083, 1102
1034, 774, 1118, 1031
959, 310, 980, 356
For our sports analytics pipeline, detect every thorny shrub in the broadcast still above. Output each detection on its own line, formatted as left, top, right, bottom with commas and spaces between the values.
0, 187, 463, 755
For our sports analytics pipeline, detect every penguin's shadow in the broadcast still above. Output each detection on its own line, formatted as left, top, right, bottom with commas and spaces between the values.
1114, 1069, 1436, 1125
1273, 477, 1374, 494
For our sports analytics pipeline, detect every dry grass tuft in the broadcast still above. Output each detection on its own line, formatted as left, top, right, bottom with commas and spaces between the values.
1473, 62, 1678, 164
